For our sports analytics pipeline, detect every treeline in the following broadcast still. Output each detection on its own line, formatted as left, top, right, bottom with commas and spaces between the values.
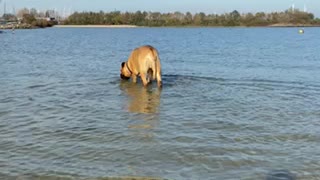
21, 14, 57, 28
17, 8, 59, 28
64, 9, 320, 26
1, 8, 59, 28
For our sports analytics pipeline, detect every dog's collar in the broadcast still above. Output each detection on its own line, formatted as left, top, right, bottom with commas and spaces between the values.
125, 62, 133, 75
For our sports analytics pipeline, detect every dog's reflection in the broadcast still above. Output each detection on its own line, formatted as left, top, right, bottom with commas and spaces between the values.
120, 81, 161, 114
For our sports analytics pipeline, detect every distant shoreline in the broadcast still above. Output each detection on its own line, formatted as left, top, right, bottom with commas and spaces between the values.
52, 24, 320, 28
54, 25, 139, 28
1, 23, 314, 30
267, 23, 320, 27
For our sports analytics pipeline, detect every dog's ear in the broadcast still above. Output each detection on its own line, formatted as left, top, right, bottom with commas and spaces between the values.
121, 62, 125, 68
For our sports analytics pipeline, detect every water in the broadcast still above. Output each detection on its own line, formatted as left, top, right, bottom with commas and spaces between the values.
1, 27, 320, 180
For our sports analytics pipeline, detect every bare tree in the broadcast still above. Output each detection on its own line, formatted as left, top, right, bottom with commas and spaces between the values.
17, 8, 30, 19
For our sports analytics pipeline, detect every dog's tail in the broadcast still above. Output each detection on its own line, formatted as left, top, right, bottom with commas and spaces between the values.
149, 46, 162, 87
149, 47, 157, 80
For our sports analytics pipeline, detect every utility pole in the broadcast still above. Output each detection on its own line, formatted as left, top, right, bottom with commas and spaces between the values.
0, 0, 2, 17
4, 0, 6, 16
292, 3, 295, 11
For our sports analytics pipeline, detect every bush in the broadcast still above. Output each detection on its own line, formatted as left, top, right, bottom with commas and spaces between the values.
22, 14, 36, 24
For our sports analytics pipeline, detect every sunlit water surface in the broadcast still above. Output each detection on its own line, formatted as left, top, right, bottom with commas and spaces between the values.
1, 27, 320, 180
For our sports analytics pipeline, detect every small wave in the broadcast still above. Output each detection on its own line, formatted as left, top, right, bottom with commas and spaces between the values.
164, 74, 320, 91
109, 74, 320, 92
0, 110, 11, 117
1, 174, 164, 180
162, 74, 224, 82
265, 169, 296, 180
160, 74, 225, 88
162, 74, 318, 93
27, 84, 48, 89
0, 96, 15, 103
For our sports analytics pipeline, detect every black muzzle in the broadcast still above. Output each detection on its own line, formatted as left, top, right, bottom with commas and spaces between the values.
120, 74, 130, 80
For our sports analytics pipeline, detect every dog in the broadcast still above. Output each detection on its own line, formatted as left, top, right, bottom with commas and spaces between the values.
120, 45, 162, 88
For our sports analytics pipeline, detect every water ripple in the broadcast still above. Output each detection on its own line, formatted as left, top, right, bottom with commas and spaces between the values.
1, 27, 320, 179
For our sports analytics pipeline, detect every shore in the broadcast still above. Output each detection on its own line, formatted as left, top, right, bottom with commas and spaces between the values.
54, 24, 320, 28
2, 24, 319, 30
0, 23, 32, 29
54, 25, 139, 28
268, 23, 320, 27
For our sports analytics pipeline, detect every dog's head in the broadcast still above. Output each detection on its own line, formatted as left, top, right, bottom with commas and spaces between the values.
120, 62, 131, 80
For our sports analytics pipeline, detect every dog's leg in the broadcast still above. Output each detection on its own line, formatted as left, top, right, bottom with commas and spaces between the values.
132, 74, 137, 83
156, 57, 162, 88
157, 73, 162, 88
146, 76, 150, 84
146, 69, 154, 84
140, 73, 148, 87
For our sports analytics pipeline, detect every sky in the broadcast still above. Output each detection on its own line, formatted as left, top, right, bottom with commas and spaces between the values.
1, 0, 319, 17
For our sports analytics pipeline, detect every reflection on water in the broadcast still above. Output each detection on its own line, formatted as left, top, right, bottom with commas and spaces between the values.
120, 81, 162, 139
120, 81, 161, 114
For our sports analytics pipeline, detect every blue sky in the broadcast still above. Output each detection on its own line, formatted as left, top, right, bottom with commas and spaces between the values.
1, 0, 319, 17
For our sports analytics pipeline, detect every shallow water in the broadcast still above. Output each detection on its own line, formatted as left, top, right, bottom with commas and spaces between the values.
1, 27, 320, 180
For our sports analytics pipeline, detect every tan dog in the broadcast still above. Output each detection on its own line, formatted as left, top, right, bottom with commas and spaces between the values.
120, 45, 162, 88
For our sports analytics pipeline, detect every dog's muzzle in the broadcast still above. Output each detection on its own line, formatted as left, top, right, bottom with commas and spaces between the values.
120, 74, 130, 80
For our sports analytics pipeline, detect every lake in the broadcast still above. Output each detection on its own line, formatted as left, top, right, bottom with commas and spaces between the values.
0, 27, 320, 180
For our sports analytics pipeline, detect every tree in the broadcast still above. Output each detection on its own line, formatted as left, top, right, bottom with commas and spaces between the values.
226, 10, 241, 26
230, 10, 240, 20
17, 8, 30, 19
184, 12, 193, 25
254, 12, 268, 26
3, 13, 17, 21
22, 14, 36, 24
30, 8, 38, 17
241, 13, 255, 26
193, 12, 205, 25
63, 9, 318, 27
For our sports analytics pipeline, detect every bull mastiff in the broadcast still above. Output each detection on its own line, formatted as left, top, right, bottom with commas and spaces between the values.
120, 45, 162, 88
